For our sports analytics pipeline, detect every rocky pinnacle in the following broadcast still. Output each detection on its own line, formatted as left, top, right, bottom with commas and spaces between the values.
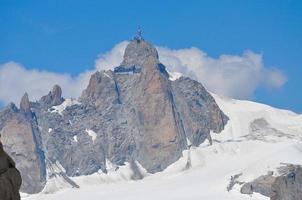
19, 93, 31, 114
0, 38, 228, 194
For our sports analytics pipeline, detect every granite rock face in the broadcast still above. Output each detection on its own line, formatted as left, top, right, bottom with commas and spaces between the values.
0, 39, 228, 193
0, 103, 46, 194
19, 93, 31, 114
171, 77, 228, 146
241, 165, 302, 200
271, 165, 302, 200
121, 40, 158, 67
241, 171, 276, 197
40, 85, 64, 107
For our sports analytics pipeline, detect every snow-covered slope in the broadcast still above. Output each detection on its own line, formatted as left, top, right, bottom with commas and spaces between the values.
22, 94, 302, 200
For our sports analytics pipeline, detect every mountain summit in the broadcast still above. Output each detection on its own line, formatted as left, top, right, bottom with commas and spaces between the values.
121, 39, 159, 68
0, 38, 228, 194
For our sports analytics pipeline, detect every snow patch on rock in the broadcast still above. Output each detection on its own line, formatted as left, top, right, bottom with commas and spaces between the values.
168, 71, 183, 81
85, 129, 97, 142
50, 99, 81, 115
73, 135, 78, 142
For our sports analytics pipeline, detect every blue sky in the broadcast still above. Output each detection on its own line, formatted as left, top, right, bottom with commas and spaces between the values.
0, 0, 302, 112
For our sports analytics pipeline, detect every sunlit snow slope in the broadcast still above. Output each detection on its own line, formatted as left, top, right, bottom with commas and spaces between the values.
22, 94, 302, 200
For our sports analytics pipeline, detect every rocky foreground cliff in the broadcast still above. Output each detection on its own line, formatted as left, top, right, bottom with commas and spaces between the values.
0, 39, 228, 194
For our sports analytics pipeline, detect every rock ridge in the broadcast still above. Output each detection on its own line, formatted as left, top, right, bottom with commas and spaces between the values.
0, 38, 228, 193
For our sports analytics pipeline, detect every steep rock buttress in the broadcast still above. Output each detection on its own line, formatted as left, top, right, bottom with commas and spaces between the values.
0, 38, 228, 193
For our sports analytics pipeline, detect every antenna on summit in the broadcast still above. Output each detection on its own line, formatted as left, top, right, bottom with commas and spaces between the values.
134, 26, 144, 42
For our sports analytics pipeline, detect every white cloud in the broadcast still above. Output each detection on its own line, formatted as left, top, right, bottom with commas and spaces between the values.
95, 41, 128, 71
95, 42, 287, 99
0, 41, 287, 107
0, 41, 128, 106
0, 62, 91, 105
157, 47, 287, 99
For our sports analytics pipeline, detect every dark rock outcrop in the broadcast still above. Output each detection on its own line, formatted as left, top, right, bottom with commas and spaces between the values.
271, 165, 302, 200
0, 103, 46, 194
0, 141, 22, 200
241, 171, 276, 197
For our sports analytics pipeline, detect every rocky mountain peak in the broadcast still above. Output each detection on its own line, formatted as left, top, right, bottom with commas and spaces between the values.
40, 84, 64, 107
80, 71, 118, 108
20, 93, 31, 113
0, 36, 228, 194
121, 39, 159, 69
51, 85, 63, 105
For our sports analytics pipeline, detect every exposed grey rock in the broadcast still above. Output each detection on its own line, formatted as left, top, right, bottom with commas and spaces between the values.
40, 85, 64, 107
246, 118, 295, 142
51, 85, 63, 106
121, 39, 158, 68
0, 39, 228, 193
241, 165, 302, 200
0, 106, 46, 194
80, 71, 119, 109
78, 40, 187, 173
271, 165, 302, 200
19, 93, 31, 114
241, 171, 276, 197
171, 77, 228, 146
227, 173, 243, 192
7, 103, 19, 113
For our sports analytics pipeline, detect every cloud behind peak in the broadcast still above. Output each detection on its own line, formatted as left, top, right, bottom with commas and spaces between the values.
0, 41, 286, 107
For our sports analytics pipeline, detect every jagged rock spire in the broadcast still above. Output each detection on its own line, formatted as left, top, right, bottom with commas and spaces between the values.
20, 92, 31, 113
40, 84, 64, 106
0, 35, 229, 195
121, 39, 159, 69
51, 85, 63, 106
